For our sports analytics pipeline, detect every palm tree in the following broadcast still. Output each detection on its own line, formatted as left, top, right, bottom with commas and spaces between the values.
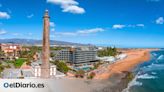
0, 51, 5, 59
0, 65, 4, 73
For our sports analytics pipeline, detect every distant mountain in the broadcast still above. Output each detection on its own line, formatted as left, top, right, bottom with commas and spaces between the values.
0, 38, 89, 46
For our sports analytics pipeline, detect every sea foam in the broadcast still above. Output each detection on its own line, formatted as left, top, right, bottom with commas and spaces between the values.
122, 73, 142, 92
137, 73, 157, 79
152, 53, 157, 56
157, 55, 164, 60
122, 72, 157, 92
141, 63, 164, 73
151, 72, 157, 75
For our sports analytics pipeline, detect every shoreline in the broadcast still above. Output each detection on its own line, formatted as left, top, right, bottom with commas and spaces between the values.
94, 49, 152, 80
0, 49, 160, 92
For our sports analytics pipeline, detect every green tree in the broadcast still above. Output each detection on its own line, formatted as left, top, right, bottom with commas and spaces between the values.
20, 46, 40, 62
52, 61, 70, 74
20, 50, 29, 58
93, 62, 102, 69
50, 47, 64, 51
98, 47, 118, 57
0, 51, 5, 58
5, 64, 11, 68
0, 65, 4, 73
50, 52, 56, 57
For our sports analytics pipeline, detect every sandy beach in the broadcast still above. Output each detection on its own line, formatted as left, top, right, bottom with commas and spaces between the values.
94, 49, 152, 79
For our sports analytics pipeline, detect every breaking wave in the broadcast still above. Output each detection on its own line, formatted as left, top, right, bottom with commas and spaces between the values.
122, 72, 157, 92
122, 73, 142, 92
122, 51, 164, 92
151, 72, 157, 75
140, 63, 164, 73
152, 53, 157, 57
157, 55, 164, 60
137, 73, 157, 79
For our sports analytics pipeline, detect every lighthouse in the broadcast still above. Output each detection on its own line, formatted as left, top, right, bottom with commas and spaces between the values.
41, 10, 50, 78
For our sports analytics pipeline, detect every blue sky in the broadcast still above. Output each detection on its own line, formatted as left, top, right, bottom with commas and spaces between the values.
0, 0, 164, 48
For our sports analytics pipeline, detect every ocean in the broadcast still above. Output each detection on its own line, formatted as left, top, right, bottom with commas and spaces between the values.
123, 49, 164, 92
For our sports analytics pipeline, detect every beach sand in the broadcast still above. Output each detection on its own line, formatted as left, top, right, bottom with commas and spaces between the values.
94, 49, 151, 79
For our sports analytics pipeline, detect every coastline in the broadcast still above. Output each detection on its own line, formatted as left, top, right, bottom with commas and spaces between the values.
52, 49, 159, 92
94, 49, 152, 79
0, 49, 159, 92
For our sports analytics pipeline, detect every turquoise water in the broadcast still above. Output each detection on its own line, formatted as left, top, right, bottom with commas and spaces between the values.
75, 67, 91, 71
123, 50, 164, 92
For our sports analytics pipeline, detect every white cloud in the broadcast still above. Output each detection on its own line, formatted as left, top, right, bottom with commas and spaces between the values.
50, 22, 55, 32
48, 0, 78, 5
156, 17, 164, 24
127, 24, 136, 28
0, 30, 7, 35
112, 24, 125, 29
50, 22, 55, 27
0, 11, 10, 19
50, 35, 55, 38
62, 5, 85, 14
51, 28, 55, 32
27, 14, 34, 18
136, 24, 145, 27
77, 28, 104, 34
112, 24, 144, 29
56, 28, 104, 36
47, 0, 85, 14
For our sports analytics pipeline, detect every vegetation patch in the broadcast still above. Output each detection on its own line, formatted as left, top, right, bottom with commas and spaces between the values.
51, 61, 70, 74
87, 72, 96, 79
98, 47, 118, 57
14, 58, 26, 68
122, 71, 134, 82
75, 70, 85, 78
0, 65, 4, 73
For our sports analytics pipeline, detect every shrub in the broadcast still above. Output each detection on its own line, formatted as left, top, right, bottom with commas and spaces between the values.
75, 70, 85, 78
87, 72, 96, 79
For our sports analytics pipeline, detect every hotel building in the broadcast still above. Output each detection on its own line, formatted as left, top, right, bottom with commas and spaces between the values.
52, 47, 97, 64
